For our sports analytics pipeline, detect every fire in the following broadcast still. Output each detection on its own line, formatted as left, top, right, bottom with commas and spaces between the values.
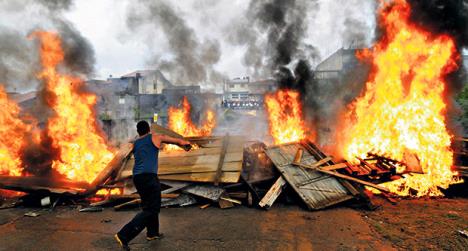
96, 188, 122, 196
166, 96, 215, 150
265, 90, 306, 145
168, 96, 216, 136
0, 86, 29, 176
32, 31, 114, 183
341, 0, 460, 196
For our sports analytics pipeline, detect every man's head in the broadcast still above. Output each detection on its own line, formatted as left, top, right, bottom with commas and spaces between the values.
136, 120, 150, 136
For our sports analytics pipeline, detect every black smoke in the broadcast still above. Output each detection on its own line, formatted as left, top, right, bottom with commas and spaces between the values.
408, 0, 468, 49
252, 0, 319, 89
56, 20, 96, 76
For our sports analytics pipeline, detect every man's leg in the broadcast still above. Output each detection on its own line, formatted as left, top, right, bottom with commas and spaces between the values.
143, 178, 162, 238
116, 175, 152, 244
117, 210, 152, 243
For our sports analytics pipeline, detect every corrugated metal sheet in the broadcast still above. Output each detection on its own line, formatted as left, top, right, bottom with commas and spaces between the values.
265, 143, 354, 210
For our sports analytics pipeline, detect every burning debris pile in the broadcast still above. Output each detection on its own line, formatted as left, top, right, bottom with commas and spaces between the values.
339, 0, 462, 197
0, 31, 119, 200
1, 0, 466, 213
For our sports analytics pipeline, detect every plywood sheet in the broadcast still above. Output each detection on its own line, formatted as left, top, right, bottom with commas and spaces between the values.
265, 143, 354, 210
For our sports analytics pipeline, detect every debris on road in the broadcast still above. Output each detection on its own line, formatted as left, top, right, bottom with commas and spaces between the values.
24, 212, 40, 217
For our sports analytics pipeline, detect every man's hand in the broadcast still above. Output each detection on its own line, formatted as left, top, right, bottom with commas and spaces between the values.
179, 139, 191, 146
179, 139, 192, 151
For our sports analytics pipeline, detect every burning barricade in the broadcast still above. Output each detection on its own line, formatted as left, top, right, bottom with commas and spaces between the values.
0, 0, 466, 213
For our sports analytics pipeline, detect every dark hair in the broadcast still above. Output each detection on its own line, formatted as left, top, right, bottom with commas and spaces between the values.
136, 120, 150, 136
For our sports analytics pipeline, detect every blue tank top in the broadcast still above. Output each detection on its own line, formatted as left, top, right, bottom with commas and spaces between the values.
133, 134, 159, 175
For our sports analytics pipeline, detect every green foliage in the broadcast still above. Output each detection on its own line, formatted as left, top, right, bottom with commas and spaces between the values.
456, 82, 468, 132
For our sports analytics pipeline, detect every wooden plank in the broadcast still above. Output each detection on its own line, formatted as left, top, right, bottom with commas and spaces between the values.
159, 144, 242, 158
158, 152, 243, 166
215, 135, 229, 186
151, 123, 184, 139
202, 136, 246, 148
220, 196, 242, 204
293, 162, 390, 193
321, 163, 348, 171
0, 176, 88, 195
258, 176, 287, 209
302, 141, 361, 197
86, 143, 133, 195
151, 124, 191, 151
125, 153, 243, 171
293, 148, 304, 164
159, 171, 241, 183
307, 156, 332, 168
118, 161, 243, 178
114, 199, 141, 210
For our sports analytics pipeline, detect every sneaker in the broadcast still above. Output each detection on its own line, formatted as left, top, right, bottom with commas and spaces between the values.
146, 233, 164, 241
114, 234, 130, 250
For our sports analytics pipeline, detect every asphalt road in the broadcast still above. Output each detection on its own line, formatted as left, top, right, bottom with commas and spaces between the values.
0, 205, 393, 251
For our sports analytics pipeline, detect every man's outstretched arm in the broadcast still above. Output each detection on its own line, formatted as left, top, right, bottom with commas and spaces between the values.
160, 135, 190, 146
151, 134, 191, 150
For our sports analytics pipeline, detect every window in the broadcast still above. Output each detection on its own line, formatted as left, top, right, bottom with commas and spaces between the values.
240, 94, 249, 100
229, 84, 235, 88
119, 97, 125, 104
153, 83, 157, 90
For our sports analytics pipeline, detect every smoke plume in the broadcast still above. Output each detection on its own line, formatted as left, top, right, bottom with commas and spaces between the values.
126, 0, 225, 85
0, 0, 95, 92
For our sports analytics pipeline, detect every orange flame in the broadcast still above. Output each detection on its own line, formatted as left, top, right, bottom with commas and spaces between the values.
0, 86, 29, 176
166, 96, 215, 150
341, 0, 461, 196
168, 96, 216, 137
96, 188, 122, 196
265, 90, 306, 145
32, 31, 114, 183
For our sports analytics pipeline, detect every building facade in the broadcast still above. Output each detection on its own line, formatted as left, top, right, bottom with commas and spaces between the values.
222, 77, 276, 109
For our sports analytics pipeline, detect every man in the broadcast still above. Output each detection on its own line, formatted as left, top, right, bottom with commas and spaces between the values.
115, 121, 191, 250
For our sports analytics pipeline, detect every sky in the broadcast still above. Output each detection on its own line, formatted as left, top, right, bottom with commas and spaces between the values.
64, 0, 377, 80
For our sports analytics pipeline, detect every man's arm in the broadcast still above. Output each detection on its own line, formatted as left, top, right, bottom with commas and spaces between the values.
152, 134, 191, 150
160, 135, 191, 146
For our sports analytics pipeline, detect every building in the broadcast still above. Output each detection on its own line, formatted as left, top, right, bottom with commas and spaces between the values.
222, 77, 276, 110
315, 48, 366, 84
120, 70, 173, 94
88, 70, 210, 144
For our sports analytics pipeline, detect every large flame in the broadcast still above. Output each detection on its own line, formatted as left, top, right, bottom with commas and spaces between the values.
265, 90, 306, 145
0, 86, 29, 176
168, 96, 216, 137
165, 96, 215, 151
341, 0, 460, 196
33, 31, 114, 183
